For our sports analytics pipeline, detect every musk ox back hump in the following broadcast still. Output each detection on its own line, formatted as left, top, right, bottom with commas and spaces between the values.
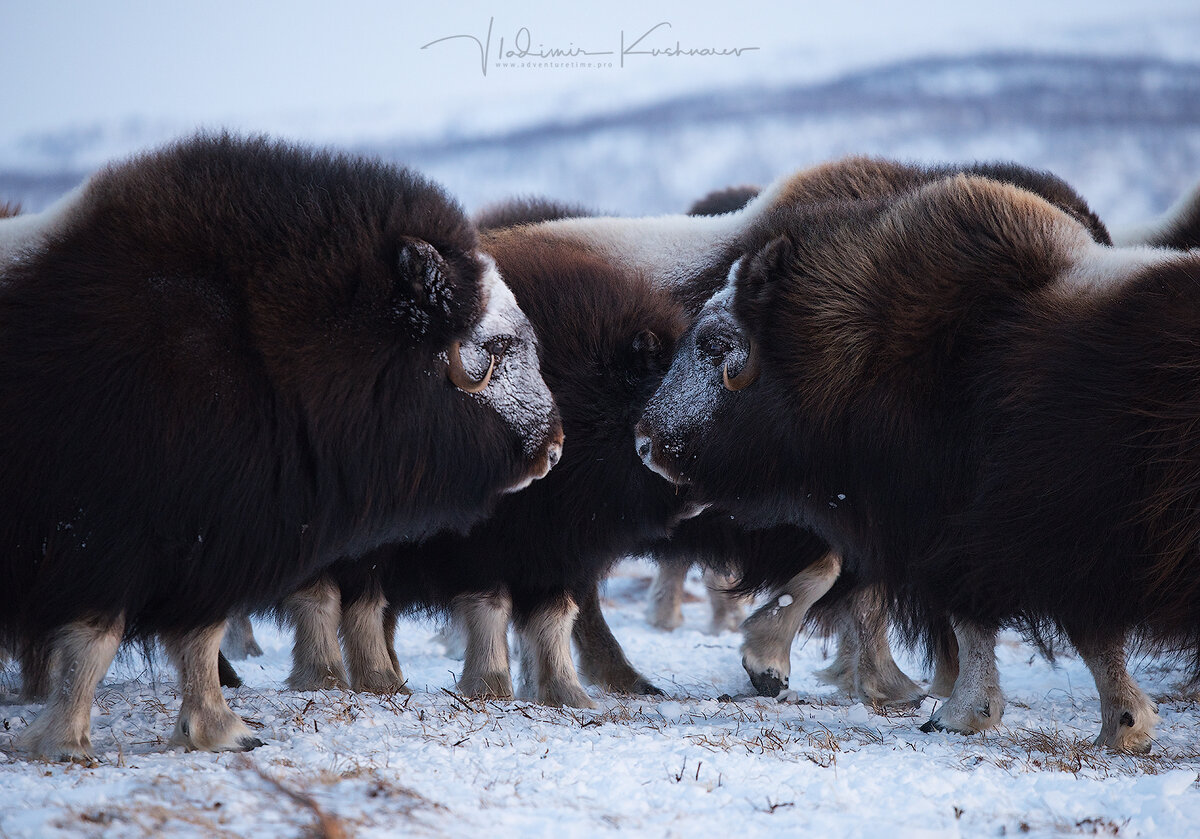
0, 134, 553, 638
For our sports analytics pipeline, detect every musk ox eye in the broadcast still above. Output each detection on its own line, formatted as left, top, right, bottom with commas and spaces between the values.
697, 333, 732, 365
482, 334, 515, 363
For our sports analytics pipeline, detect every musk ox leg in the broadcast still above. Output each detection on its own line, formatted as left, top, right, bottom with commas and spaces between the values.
813, 608, 855, 694
341, 589, 409, 695
844, 587, 924, 708
221, 613, 263, 660
515, 596, 595, 709
383, 606, 401, 675
217, 651, 243, 689
573, 582, 664, 696
921, 621, 1004, 735
928, 628, 960, 698
19, 637, 56, 702
15, 614, 124, 761
164, 623, 263, 752
455, 591, 514, 699
1072, 634, 1159, 753
432, 616, 468, 660
282, 577, 349, 691
704, 569, 750, 635
742, 553, 841, 697
646, 562, 688, 631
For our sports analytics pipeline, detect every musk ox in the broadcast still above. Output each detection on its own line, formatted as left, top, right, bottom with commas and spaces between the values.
0, 134, 561, 760
633, 185, 923, 708
281, 208, 690, 706
635, 167, 1200, 751
637, 163, 1107, 705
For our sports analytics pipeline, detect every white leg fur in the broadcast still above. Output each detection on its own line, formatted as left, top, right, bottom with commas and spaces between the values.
15, 614, 124, 761
455, 591, 514, 699
283, 577, 349, 691
515, 597, 594, 709
165, 623, 263, 752
742, 554, 841, 697
342, 589, 409, 694
1073, 634, 1160, 753
922, 620, 1004, 735
704, 569, 749, 635
646, 563, 687, 631
844, 587, 924, 707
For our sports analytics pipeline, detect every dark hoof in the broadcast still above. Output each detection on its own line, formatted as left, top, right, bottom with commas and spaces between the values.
747, 669, 786, 698
919, 719, 940, 733
637, 681, 667, 697
238, 737, 266, 752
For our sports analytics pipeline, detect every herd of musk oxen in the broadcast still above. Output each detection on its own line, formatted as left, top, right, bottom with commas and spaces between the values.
2, 133, 1200, 763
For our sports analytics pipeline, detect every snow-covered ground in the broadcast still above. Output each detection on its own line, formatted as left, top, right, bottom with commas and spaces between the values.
3, 559, 1199, 838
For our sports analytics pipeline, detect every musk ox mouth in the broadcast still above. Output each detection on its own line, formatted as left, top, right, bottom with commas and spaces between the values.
634, 428, 690, 487
503, 430, 564, 494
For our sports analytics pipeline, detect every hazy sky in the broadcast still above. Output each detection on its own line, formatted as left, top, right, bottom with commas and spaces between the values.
1, 0, 1197, 142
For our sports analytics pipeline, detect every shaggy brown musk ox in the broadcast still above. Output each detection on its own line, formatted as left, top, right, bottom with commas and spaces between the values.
637, 170, 1200, 751
0, 134, 561, 760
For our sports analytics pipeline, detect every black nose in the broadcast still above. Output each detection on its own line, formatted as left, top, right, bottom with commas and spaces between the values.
547, 441, 562, 468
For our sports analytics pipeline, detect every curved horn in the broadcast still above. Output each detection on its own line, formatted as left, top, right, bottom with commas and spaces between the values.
448, 341, 496, 394
722, 342, 760, 391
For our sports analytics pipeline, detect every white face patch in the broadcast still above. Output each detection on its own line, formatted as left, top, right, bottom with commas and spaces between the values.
463, 253, 556, 459
1059, 231, 1188, 292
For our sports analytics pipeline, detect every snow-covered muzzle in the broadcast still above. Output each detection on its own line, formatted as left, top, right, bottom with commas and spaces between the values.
452, 254, 563, 491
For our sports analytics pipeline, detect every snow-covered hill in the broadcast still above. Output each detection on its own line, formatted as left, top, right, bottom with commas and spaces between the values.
4, 51, 1200, 226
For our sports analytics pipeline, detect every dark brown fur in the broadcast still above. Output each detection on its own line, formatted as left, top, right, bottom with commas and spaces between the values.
474, 197, 596, 231
642, 172, 1200, 671
0, 134, 557, 646
687, 186, 760, 217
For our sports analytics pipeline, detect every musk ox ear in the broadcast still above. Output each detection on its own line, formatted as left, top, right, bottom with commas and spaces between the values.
632, 329, 662, 359
736, 236, 791, 326
396, 236, 450, 304
629, 329, 666, 376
